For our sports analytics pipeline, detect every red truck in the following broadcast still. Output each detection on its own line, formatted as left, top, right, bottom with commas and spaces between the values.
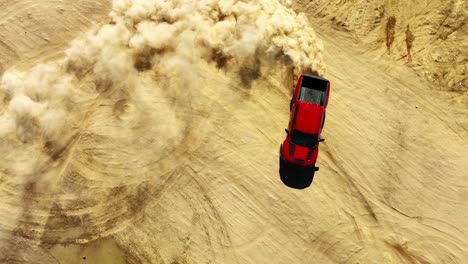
279, 74, 330, 188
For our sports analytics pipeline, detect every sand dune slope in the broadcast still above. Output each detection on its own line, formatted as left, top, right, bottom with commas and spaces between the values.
293, 0, 467, 92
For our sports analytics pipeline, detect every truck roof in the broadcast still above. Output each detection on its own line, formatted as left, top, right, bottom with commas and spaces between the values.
293, 101, 323, 135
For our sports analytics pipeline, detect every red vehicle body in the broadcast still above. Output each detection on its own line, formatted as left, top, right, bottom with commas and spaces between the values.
279, 74, 330, 188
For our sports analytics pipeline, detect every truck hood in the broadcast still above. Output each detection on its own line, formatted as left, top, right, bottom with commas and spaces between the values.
281, 137, 318, 167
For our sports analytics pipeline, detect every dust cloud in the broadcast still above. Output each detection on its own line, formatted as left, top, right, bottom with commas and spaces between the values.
1, 0, 325, 169
0, 0, 324, 174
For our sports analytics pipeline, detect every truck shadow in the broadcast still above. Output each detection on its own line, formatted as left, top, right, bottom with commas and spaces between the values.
279, 158, 315, 189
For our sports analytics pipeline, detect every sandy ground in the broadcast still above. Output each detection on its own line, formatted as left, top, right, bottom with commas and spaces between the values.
0, 1, 467, 263
0, 0, 110, 71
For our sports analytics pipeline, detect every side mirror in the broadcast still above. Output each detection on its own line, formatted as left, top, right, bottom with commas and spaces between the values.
314, 167, 320, 172
285, 129, 289, 135
319, 138, 325, 142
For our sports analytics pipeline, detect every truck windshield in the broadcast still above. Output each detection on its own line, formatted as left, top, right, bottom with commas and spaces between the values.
291, 130, 318, 148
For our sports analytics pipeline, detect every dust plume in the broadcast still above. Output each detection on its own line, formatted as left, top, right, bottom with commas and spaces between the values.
0, 0, 324, 255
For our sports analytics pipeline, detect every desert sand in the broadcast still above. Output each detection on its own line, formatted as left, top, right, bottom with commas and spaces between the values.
0, 0, 466, 263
